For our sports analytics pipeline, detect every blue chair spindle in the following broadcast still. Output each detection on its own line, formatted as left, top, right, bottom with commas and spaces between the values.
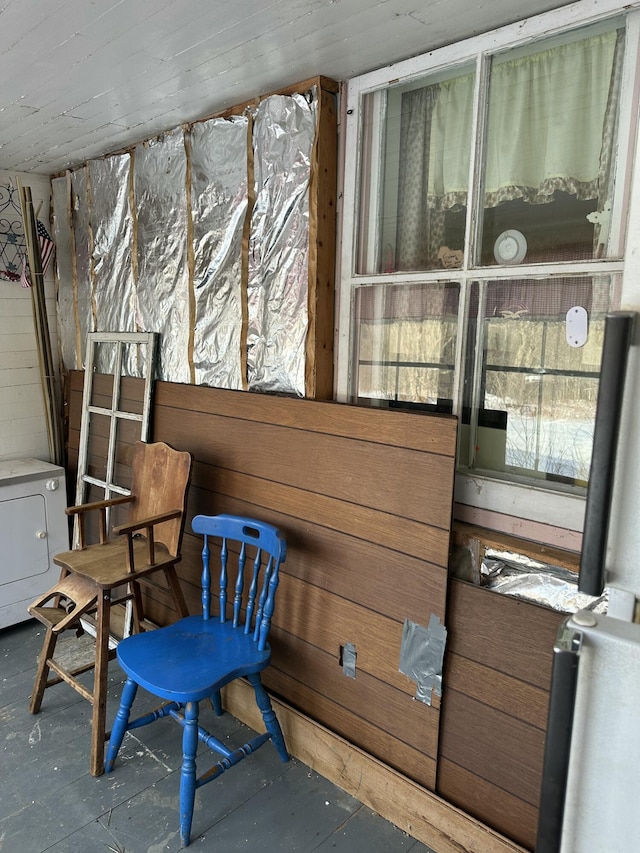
233, 540, 246, 627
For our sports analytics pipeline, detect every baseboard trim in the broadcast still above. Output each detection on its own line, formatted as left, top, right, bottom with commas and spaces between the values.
222, 680, 528, 853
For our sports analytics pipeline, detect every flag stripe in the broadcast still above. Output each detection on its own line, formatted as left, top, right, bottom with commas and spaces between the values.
20, 220, 55, 288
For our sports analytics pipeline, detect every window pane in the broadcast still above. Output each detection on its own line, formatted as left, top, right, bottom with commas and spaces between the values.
352, 282, 460, 406
357, 66, 475, 274
462, 276, 611, 484
481, 23, 624, 265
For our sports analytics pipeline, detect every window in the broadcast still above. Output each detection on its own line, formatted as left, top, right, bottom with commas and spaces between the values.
338, 1, 640, 529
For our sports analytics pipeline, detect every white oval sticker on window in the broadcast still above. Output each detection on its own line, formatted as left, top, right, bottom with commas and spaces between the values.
566, 306, 589, 347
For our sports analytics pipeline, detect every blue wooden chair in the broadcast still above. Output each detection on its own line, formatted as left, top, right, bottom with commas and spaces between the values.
105, 513, 289, 847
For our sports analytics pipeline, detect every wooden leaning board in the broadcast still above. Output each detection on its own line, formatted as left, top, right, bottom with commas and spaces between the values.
67, 372, 456, 793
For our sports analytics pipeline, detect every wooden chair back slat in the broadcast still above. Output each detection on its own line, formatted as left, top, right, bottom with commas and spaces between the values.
130, 441, 192, 556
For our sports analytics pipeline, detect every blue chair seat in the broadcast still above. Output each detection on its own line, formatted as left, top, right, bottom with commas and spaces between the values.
115, 615, 271, 702
105, 513, 289, 847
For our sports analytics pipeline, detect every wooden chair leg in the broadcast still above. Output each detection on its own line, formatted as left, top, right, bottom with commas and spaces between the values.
130, 580, 144, 633
29, 626, 58, 714
90, 590, 111, 777
165, 565, 189, 618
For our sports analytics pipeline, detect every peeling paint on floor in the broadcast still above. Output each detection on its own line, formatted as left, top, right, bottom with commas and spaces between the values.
28, 720, 41, 744
124, 732, 173, 773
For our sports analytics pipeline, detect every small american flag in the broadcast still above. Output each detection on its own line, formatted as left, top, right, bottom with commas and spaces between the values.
20, 219, 55, 288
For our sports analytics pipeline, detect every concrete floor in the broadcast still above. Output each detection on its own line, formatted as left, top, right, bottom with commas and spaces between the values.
0, 619, 436, 853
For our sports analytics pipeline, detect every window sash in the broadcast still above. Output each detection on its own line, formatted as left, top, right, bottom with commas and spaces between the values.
337, 0, 640, 531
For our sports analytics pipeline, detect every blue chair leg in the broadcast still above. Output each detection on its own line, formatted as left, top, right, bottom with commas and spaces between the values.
105, 677, 138, 772
180, 700, 199, 847
247, 673, 289, 762
211, 689, 223, 716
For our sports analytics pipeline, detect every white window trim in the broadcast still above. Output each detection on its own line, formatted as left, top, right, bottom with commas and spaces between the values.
336, 0, 640, 533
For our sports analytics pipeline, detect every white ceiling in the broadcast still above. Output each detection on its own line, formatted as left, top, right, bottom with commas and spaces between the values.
0, 0, 573, 176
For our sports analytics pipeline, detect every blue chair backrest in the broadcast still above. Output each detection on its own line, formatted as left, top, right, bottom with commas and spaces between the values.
191, 514, 287, 651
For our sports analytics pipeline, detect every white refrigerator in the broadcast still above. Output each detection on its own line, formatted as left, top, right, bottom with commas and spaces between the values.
536, 312, 640, 853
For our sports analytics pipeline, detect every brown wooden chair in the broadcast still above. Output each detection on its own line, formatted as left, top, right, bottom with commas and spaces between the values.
28, 441, 193, 776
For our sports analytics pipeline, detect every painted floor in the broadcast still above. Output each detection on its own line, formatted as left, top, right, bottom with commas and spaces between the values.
0, 619, 436, 853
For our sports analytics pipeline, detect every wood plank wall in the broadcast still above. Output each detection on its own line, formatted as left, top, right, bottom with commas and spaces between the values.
67, 371, 458, 793
438, 580, 564, 850
67, 371, 567, 850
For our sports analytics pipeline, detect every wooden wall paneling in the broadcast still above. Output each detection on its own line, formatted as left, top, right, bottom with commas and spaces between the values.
62, 373, 572, 853
190, 463, 452, 565
437, 759, 539, 850
280, 522, 447, 625
136, 472, 449, 628
438, 579, 565, 851
273, 573, 428, 695
267, 625, 439, 753
154, 408, 455, 528
439, 690, 546, 806
65, 375, 461, 836
444, 653, 550, 730
264, 650, 438, 790
445, 579, 563, 684
175, 478, 446, 791
272, 521, 447, 622
153, 380, 458, 455
151, 398, 455, 569
149, 382, 455, 798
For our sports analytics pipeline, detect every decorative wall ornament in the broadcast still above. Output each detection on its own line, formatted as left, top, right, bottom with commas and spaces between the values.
0, 180, 25, 282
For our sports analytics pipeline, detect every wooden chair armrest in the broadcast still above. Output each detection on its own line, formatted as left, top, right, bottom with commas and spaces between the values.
112, 508, 181, 536
65, 495, 134, 516
113, 509, 182, 572
67, 495, 134, 549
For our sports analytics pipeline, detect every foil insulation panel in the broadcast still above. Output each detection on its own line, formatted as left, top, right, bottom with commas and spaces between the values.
89, 155, 138, 375
247, 90, 317, 395
482, 548, 608, 613
134, 129, 190, 383
190, 116, 247, 389
71, 167, 92, 367
51, 176, 76, 372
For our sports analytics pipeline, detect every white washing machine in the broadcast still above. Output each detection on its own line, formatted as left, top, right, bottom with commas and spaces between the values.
0, 458, 69, 630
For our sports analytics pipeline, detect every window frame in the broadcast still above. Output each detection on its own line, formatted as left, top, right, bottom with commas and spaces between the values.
336, 0, 640, 533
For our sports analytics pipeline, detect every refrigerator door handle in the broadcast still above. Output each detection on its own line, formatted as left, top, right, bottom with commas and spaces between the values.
535, 622, 583, 853
579, 311, 635, 596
